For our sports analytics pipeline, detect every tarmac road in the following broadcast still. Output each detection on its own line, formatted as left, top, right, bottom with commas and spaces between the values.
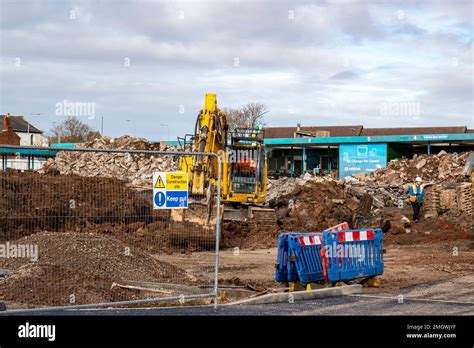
3, 276, 473, 316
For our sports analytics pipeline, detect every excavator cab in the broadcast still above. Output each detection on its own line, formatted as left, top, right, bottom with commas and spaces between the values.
226, 127, 266, 204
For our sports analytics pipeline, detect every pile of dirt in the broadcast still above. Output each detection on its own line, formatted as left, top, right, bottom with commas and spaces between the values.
224, 223, 279, 250
0, 171, 164, 240
352, 202, 472, 246
0, 171, 215, 253
371, 151, 471, 185
265, 174, 337, 204
87, 220, 217, 254
0, 232, 188, 307
269, 179, 360, 232
40, 135, 178, 187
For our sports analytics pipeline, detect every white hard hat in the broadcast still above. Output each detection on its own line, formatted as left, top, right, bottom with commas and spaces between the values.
415, 177, 422, 182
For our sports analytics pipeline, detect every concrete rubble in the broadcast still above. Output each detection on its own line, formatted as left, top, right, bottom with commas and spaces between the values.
370, 151, 470, 185
265, 151, 472, 237
40, 135, 178, 187
345, 151, 472, 214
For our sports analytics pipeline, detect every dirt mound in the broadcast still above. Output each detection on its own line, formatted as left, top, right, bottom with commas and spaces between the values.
87, 221, 217, 254
0, 171, 214, 253
266, 174, 337, 204
0, 232, 184, 280
40, 135, 178, 187
269, 179, 359, 232
0, 232, 187, 307
0, 171, 165, 240
224, 224, 279, 249
372, 151, 470, 185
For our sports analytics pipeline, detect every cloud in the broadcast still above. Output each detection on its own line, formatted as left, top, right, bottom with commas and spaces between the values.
0, 0, 472, 140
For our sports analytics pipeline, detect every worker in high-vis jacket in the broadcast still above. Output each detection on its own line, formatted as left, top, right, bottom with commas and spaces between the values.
409, 177, 426, 222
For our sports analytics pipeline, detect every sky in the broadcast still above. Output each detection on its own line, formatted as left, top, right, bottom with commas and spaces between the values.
0, 0, 473, 141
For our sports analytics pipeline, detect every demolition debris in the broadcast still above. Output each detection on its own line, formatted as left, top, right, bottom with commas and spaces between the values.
41, 135, 178, 187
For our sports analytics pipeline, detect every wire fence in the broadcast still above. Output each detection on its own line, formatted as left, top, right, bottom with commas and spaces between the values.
0, 146, 221, 312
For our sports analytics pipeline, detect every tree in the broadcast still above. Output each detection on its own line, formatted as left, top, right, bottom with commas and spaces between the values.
49, 116, 95, 143
225, 103, 268, 132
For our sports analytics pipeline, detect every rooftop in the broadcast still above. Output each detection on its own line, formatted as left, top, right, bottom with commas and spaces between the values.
264, 125, 473, 139
0, 115, 43, 134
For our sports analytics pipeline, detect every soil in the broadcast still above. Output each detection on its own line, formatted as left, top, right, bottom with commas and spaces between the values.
0, 232, 189, 307
0, 169, 472, 308
158, 238, 474, 296
269, 180, 359, 232
0, 170, 163, 238
0, 171, 214, 253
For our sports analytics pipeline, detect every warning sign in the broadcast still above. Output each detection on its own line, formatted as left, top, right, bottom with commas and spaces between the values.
154, 175, 165, 189
153, 171, 188, 209
166, 173, 187, 190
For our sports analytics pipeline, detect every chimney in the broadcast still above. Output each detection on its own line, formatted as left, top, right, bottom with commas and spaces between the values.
3, 113, 11, 131
296, 123, 301, 132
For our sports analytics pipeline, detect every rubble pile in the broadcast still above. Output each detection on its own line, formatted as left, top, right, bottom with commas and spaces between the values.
266, 173, 337, 204
268, 178, 360, 232
343, 177, 410, 209
40, 136, 178, 186
371, 151, 470, 185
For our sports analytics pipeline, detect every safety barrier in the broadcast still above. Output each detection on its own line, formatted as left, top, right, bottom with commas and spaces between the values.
275, 228, 384, 285
323, 222, 349, 232
287, 233, 325, 283
276, 222, 350, 281
276, 232, 300, 282
322, 229, 384, 282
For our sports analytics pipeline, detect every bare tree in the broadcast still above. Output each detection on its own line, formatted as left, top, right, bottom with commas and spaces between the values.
225, 103, 268, 132
49, 116, 95, 143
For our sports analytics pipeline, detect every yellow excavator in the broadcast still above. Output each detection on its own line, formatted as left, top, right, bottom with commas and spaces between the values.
173, 93, 273, 230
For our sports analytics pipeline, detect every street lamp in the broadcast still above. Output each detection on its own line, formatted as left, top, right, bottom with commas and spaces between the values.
126, 119, 136, 137
160, 123, 169, 141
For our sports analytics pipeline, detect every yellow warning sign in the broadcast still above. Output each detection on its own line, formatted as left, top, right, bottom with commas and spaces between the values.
166, 173, 187, 190
154, 175, 165, 189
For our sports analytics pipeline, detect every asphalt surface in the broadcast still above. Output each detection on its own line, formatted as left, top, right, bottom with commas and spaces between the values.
3, 293, 473, 316
3, 276, 473, 316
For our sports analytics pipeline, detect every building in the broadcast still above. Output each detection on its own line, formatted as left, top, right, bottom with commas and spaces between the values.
0, 114, 21, 145
0, 114, 49, 146
0, 114, 51, 170
264, 124, 474, 178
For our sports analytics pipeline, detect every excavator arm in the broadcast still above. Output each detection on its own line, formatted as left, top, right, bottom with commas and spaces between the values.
180, 93, 228, 197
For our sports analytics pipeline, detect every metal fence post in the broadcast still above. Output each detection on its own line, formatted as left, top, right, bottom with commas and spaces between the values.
213, 155, 222, 309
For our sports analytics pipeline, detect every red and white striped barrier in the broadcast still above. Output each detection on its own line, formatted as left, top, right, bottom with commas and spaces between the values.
323, 222, 350, 232
297, 234, 322, 246
337, 229, 375, 242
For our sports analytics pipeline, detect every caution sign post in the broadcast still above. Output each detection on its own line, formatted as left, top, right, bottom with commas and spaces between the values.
153, 172, 188, 209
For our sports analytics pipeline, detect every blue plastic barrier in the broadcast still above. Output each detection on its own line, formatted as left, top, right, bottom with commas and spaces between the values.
275, 233, 290, 282
287, 233, 325, 283
275, 232, 303, 283
275, 228, 384, 284
322, 228, 384, 282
